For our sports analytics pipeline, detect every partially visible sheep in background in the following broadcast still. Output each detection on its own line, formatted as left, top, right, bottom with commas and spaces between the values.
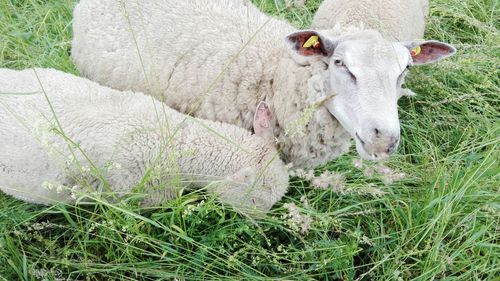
312, 0, 429, 40
0, 68, 288, 217
71, 0, 455, 168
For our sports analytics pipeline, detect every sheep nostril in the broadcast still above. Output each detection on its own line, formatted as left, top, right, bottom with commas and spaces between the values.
386, 138, 399, 153
374, 128, 381, 137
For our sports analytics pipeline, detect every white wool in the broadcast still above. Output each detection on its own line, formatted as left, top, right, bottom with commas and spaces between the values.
312, 0, 429, 41
71, 0, 352, 168
0, 68, 288, 216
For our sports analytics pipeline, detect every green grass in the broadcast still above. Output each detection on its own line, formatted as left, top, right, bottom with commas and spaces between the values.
0, 0, 499, 280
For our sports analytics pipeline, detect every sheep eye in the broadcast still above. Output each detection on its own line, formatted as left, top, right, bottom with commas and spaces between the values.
334, 59, 343, 66
398, 69, 409, 85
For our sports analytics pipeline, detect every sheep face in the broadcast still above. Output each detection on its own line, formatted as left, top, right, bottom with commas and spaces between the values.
223, 147, 289, 216
210, 101, 288, 217
207, 140, 288, 217
286, 30, 456, 161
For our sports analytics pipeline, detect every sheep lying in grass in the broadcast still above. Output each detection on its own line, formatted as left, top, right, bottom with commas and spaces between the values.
71, 0, 455, 168
312, 0, 429, 41
0, 68, 288, 216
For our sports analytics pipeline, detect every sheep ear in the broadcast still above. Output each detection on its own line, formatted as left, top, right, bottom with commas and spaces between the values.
403, 40, 456, 65
253, 101, 274, 140
286, 30, 335, 58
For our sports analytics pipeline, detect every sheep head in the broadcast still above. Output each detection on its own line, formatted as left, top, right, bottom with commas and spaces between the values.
214, 102, 288, 217
286, 30, 456, 161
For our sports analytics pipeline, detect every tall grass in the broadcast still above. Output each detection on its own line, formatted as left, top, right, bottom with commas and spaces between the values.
0, 0, 498, 280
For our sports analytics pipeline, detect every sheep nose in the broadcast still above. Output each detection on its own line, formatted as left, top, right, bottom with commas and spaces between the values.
357, 130, 400, 159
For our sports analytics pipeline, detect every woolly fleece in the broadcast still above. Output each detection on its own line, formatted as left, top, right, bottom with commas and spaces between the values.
0, 68, 288, 215
71, 0, 351, 168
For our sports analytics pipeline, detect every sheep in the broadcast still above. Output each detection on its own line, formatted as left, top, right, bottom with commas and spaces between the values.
312, 0, 429, 41
71, 0, 455, 168
0, 68, 288, 217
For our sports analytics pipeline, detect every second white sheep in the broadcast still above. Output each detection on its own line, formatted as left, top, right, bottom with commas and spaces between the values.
0, 68, 288, 216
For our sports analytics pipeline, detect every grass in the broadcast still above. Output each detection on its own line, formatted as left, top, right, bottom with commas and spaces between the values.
0, 0, 498, 280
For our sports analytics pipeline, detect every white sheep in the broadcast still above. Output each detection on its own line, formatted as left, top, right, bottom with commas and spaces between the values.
312, 0, 429, 41
71, 0, 455, 168
0, 68, 288, 217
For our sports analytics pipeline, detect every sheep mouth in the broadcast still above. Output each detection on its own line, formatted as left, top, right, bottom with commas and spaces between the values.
355, 132, 366, 145
354, 133, 391, 161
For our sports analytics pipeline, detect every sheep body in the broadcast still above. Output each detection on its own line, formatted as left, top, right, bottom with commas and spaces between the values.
0, 68, 288, 215
71, 0, 352, 168
312, 0, 429, 40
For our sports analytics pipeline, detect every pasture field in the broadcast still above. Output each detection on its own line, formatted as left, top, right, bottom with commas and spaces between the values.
0, 0, 498, 279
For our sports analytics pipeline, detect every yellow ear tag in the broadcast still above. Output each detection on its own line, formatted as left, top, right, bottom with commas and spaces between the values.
303, 35, 319, 48
411, 45, 422, 57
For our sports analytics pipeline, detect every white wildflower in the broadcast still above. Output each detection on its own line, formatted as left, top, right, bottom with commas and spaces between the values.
361, 184, 386, 197
26, 221, 64, 232
311, 174, 329, 189
196, 200, 205, 208
300, 195, 309, 208
352, 158, 363, 169
182, 204, 196, 218
299, 215, 313, 234
382, 172, 406, 185
375, 163, 406, 184
304, 170, 315, 181
32, 268, 50, 279
376, 163, 393, 175
251, 255, 261, 266
393, 270, 403, 281
360, 162, 406, 184
277, 244, 285, 252
283, 202, 313, 235
88, 223, 97, 233
28, 222, 47, 231
30, 267, 63, 281
481, 204, 498, 216
292, 168, 315, 181
363, 167, 375, 177
329, 172, 346, 193
361, 235, 373, 246
310, 170, 346, 193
